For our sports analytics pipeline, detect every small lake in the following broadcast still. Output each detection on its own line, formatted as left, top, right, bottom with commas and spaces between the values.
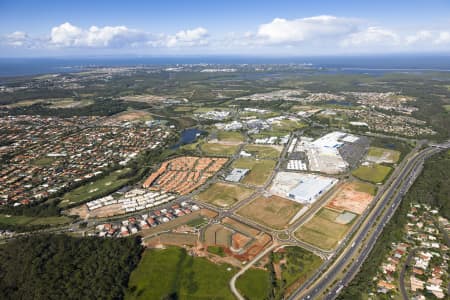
171, 128, 206, 149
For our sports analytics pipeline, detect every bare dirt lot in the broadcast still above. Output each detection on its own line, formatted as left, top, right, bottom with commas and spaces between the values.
145, 232, 198, 247
112, 110, 152, 121
67, 203, 125, 219
237, 195, 303, 230
325, 181, 375, 214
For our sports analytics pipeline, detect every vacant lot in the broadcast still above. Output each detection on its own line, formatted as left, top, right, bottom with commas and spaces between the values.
243, 144, 282, 159
352, 164, 392, 184
196, 182, 254, 208
60, 168, 132, 208
232, 158, 276, 186
236, 268, 271, 300
273, 246, 323, 293
326, 181, 375, 214
201, 143, 239, 156
112, 109, 153, 122
145, 233, 198, 247
217, 131, 244, 143
295, 208, 354, 250
237, 195, 303, 230
366, 147, 401, 164
126, 247, 236, 300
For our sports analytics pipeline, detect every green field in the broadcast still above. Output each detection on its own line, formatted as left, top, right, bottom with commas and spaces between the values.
196, 182, 254, 208
243, 144, 281, 159
59, 168, 132, 208
295, 208, 354, 250
216, 131, 245, 143
352, 180, 377, 196
0, 214, 72, 226
126, 247, 236, 300
207, 246, 226, 257
232, 158, 276, 186
200, 143, 239, 156
443, 104, 450, 111
236, 268, 272, 300
237, 246, 322, 299
352, 164, 392, 184
274, 246, 323, 289
366, 147, 401, 164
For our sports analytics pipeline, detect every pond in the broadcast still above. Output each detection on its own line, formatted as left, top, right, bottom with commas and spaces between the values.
171, 128, 206, 149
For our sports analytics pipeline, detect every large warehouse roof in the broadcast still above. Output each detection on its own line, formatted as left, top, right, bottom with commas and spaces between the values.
288, 176, 337, 204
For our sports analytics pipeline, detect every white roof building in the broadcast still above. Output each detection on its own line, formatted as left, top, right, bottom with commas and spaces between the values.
287, 176, 337, 204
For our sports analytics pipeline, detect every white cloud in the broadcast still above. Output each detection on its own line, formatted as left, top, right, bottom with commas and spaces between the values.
435, 31, 450, 45
405, 30, 433, 45
341, 26, 398, 47
165, 27, 208, 47
50, 22, 147, 47
5, 31, 30, 47
256, 15, 359, 44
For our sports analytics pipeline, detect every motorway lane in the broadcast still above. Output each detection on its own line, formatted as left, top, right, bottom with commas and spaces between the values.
289, 146, 442, 300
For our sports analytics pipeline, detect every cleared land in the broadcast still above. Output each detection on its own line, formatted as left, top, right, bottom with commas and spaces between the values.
112, 109, 153, 122
201, 143, 239, 156
232, 158, 276, 186
195, 182, 254, 208
243, 144, 282, 159
352, 164, 392, 184
295, 208, 354, 250
325, 181, 375, 214
366, 146, 400, 164
126, 247, 236, 300
237, 195, 303, 229
59, 168, 132, 208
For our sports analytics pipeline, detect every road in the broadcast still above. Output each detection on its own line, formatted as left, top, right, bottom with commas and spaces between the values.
229, 243, 279, 300
289, 142, 449, 300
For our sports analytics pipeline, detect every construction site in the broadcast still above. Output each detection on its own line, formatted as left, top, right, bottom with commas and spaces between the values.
143, 156, 228, 195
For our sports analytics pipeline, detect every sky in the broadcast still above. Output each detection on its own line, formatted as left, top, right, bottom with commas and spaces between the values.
1, 0, 450, 57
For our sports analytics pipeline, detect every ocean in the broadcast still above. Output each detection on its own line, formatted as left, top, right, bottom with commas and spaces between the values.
1, 55, 450, 77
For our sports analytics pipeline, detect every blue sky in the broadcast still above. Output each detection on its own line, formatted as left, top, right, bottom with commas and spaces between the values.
1, 0, 450, 56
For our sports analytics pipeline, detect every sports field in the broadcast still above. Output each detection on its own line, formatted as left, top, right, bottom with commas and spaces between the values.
126, 247, 236, 300
243, 144, 282, 159
232, 158, 276, 186
295, 208, 354, 250
352, 164, 392, 184
201, 143, 239, 156
195, 182, 254, 208
366, 147, 401, 164
238, 195, 302, 229
59, 168, 132, 208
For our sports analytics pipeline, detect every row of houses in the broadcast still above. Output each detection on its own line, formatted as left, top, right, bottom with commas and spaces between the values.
94, 201, 200, 237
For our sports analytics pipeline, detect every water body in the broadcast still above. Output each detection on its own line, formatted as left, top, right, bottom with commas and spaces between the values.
171, 128, 206, 150
1, 55, 450, 77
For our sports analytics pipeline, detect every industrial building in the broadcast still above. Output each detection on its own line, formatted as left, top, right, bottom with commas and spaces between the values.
225, 168, 249, 182
287, 175, 337, 204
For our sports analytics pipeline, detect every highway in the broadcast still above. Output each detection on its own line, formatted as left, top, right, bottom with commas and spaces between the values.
288, 142, 449, 300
